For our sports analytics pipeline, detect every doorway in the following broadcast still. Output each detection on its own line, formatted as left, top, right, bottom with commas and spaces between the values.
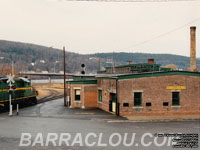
109, 93, 116, 113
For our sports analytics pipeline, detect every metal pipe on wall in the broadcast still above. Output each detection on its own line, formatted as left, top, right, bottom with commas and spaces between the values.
63, 46, 66, 106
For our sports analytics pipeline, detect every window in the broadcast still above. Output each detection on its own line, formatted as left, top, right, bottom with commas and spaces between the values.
146, 102, 151, 107
134, 92, 142, 106
172, 92, 180, 106
163, 102, 168, 106
98, 90, 102, 102
75, 89, 81, 101
123, 103, 129, 107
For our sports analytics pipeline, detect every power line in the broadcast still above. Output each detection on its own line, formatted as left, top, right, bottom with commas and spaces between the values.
63, 0, 197, 2
117, 17, 200, 51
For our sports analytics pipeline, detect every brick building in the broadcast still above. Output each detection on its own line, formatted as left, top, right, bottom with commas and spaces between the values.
68, 80, 97, 108
98, 59, 170, 74
67, 26, 200, 116
67, 71, 200, 116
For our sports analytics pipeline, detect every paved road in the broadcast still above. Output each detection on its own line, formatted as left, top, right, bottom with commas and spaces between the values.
0, 98, 199, 150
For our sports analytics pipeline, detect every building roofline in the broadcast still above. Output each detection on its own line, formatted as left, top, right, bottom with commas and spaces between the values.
117, 71, 200, 80
95, 71, 200, 80
68, 71, 200, 82
67, 80, 97, 84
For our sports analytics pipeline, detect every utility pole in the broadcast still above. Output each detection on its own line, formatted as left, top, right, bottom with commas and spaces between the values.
63, 47, 66, 106
12, 61, 14, 76
112, 60, 115, 74
98, 58, 101, 72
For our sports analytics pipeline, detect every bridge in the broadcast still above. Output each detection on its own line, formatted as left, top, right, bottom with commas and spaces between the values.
18, 72, 96, 83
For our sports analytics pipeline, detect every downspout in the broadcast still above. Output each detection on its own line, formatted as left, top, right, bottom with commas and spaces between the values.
69, 82, 72, 108
63, 47, 66, 106
82, 85, 85, 109
69, 83, 71, 107
115, 78, 119, 116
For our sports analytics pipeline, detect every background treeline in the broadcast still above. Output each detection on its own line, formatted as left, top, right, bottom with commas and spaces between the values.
0, 40, 98, 75
0, 40, 199, 76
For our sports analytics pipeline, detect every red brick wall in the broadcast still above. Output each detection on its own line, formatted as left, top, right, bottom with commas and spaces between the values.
70, 84, 97, 108
70, 84, 83, 108
97, 75, 200, 115
84, 85, 98, 108
97, 79, 116, 112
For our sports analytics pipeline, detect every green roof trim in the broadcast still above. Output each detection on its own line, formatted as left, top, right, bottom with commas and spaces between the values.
160, 67, 171, 71
117, 71, 200, 80
67, 71, 200, 83
67, 80, 97, 84
96, 77, 117, 80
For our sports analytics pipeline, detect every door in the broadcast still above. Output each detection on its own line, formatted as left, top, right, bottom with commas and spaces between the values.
110, 93, 116, 113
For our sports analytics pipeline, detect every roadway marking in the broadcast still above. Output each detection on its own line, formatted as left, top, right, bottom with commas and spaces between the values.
74, 113, 115, 117
107, 120, 154, 123
75, 113, 94, 115
0, 118, 5, 120
107, 119, 200, 123
91, 118, 114, 122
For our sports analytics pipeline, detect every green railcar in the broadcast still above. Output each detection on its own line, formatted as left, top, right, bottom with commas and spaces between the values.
0, 77, 37, 109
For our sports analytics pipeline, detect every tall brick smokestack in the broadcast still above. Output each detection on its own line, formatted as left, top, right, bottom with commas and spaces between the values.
190, 26, 197, 72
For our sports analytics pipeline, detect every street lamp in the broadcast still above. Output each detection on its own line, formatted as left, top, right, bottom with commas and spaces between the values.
0, 57, 14, 75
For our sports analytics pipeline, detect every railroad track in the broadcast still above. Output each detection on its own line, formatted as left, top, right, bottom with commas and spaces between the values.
37, 89, 64, 104
0, 89, 63, 113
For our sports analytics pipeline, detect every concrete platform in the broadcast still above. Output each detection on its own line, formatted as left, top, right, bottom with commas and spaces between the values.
125, 114, 200, 122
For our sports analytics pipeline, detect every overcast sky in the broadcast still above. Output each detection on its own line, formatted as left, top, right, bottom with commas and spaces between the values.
0, 0, 200, 57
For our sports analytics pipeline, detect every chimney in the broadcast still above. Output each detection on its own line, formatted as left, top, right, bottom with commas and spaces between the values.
148, 59, 154, 64
190, 26, 197, 71
127, 61, 132, 65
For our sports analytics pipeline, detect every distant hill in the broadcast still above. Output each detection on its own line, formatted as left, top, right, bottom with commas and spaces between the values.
0, 40, 98, 74
90, 52, 200, 69
0, 40, 199, 75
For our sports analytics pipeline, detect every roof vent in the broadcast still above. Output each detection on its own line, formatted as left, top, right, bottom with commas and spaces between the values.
148, 59, 154, 64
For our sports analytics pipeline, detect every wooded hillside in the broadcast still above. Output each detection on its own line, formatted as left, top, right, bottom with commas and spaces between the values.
0, 40, 199, 75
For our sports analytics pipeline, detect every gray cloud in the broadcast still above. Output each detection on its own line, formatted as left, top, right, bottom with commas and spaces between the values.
0, 0, 199, 57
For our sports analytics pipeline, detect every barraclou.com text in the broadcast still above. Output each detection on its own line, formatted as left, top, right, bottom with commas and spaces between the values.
19, 132, 174, 147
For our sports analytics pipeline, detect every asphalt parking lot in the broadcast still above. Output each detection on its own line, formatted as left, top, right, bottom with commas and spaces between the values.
0, 98, 199, 150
